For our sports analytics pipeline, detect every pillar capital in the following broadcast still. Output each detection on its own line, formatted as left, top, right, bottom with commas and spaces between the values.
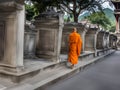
0, 0, 24, 11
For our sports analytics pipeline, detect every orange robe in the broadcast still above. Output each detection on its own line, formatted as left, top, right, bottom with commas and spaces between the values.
68, 31, 82, 64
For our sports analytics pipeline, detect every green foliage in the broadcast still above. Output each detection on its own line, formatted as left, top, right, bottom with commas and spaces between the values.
109, 24, 116, 32
103, 8, 116, 25
25, 0, 104, 22
25, 4, 37, 21
85, 12, 111, 30
30, 0, 59, 13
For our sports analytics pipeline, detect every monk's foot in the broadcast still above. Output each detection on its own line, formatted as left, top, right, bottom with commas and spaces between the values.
70, 64, 74, 69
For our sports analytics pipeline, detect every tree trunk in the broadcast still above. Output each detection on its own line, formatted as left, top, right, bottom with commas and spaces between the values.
73, 0, 78, 23
73, 13, 78, 23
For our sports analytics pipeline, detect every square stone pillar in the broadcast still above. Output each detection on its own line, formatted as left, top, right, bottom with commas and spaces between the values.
85, 27, 99, 52
104, 32, 110, 49
109, 34, 114, 48
116, 33, 120, 49
34, 10, 64, 61
61, 23, 87, 54
24, 24, 37, 59
96, 31, 106, 49
109, 34, 117, 49
0, 0, 25, 72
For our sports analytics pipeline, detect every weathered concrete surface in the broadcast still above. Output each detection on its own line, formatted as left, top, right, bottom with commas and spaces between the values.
96, 31, 105, 49
0, 84, 6, 90
45, 51, 120, 90
109, 34, 117, 49
0, 50, 114, 90
34, 10, 64, 61
0, 0, 25, 73
0, 51, 98, 83
24, 24, 37, 59
116, 33, 120, 49
85, 27, 99, 52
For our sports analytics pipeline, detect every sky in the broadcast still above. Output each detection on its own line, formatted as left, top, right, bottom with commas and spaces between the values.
102, 1, 115, 10
79, 1, 115, 16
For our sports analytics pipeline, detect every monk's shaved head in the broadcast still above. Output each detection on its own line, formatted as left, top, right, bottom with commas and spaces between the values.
73, 27, 77, 32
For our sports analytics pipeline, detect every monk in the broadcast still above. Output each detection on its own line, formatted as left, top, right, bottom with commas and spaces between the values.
68, 28, 82, 69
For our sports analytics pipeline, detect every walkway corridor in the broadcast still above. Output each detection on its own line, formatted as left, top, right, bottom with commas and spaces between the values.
45, 51, 120, 90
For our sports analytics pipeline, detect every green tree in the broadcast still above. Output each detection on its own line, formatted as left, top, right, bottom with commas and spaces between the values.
109, 24, 116, 32
85, 12, 111, 30
25, 4, 35, 21
27, 0, 59, 13
25, 0, 108, 22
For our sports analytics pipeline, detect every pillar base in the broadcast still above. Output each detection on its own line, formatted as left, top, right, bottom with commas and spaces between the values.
0, 63, 24, 73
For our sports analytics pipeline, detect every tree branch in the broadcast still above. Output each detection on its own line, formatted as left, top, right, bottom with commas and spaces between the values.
97, 0, 109, 4
60, 5, 71, 14
61, 1, 73, 13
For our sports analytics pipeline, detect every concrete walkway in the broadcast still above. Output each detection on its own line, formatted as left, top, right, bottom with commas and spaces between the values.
0, 50, 115, 90
44, 51, 120, 90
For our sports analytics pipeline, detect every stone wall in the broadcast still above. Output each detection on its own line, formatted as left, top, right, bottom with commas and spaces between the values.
0, 0, 25, 72
104, 32, 110, 49
116, 33, 120, 49
109, 34, 117, 49
34, 10, 64, 61
24, 24, 37, 59
96, 31, 105, 49
85, 27, 99, 52
0, 21, 5, 60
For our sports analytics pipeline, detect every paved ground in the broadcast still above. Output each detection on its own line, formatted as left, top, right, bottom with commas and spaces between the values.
44, 51, 120, 90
